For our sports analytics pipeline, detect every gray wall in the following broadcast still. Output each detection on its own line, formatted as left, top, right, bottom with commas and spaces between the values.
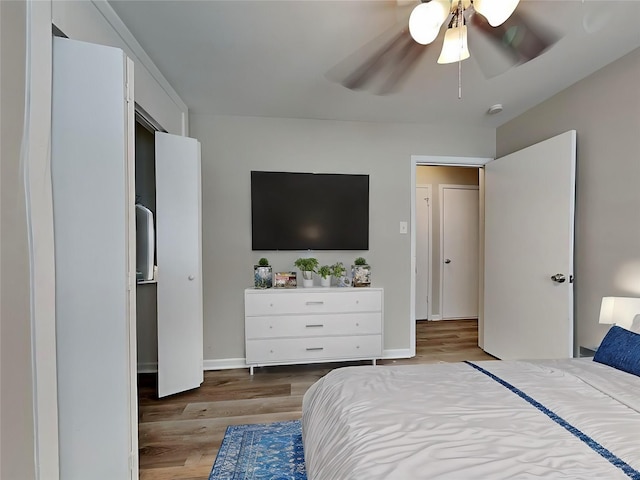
416, 166, 479, 317
191, 114, 495, 363
496, 47, 640, 352
52, 1, 188, 135
1, 1, 36, 478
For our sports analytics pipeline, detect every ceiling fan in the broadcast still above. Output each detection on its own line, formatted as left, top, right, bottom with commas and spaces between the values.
328, 0, 558, 96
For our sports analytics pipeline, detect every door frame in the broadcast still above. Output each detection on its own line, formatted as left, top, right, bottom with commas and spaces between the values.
409, 156, 492, 357
415, 184, 433, 320
439, 184, 480, 320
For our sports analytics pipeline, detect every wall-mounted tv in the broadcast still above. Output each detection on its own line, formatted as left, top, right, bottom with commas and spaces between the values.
251, 171, 369, 251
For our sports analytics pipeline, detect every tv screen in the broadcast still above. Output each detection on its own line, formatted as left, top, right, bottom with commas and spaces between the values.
251, 171, 369, 251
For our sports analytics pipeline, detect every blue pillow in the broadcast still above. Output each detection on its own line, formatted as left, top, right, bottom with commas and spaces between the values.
593, 325, 640, 376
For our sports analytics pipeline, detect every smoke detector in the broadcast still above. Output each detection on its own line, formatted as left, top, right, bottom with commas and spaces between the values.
487, 104, 503, 115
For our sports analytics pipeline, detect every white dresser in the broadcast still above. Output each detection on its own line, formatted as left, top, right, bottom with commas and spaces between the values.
244, 287, 383, 374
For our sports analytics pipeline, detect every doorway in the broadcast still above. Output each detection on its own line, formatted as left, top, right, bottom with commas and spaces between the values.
414, 166, 480, 322
410, 133, 575, 359
135, 116, 160, 375
409, 155, 491, 357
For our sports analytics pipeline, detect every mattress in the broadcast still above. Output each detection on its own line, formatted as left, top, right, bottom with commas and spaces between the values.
301, 359, 640, 479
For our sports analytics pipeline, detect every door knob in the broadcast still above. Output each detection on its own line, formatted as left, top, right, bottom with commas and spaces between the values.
444, 259, 451, 264
550, 273, 566, 283
188, 275, 195, 281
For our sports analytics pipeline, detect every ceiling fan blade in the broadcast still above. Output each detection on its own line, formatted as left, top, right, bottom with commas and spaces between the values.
340, 28, 411, 91
470, 9, 560, 77
377, 33, 429, 95
327, 0, 420, 93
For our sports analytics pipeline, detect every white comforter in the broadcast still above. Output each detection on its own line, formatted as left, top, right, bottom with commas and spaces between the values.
302, 359, 640, 479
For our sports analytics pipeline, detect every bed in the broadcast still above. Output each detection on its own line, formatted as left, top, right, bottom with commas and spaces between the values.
301, 326, 640, 479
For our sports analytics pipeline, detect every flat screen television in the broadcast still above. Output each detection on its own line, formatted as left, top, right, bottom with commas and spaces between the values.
251, 171, 369, 251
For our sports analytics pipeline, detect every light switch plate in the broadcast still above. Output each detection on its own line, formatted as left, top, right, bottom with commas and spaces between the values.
399, 221, 408, 234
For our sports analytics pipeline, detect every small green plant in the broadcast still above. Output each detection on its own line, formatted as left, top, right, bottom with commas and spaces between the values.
330, 262, 346, 278
317, 265, 331, 279
294, 257, 319, 272
354, 257, 368, 266
258, 257, 269, 266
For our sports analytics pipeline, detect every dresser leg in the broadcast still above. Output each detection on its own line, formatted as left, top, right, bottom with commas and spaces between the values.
249, 365, 254, 375
372, 359, 377, 366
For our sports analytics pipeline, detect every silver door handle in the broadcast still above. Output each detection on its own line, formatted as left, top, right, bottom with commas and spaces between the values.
444, 259, 451, 264
188, 275, 195, 281
550, 274, 566, 283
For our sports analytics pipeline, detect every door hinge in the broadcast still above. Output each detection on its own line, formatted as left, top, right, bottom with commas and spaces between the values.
125, 82, 133, 104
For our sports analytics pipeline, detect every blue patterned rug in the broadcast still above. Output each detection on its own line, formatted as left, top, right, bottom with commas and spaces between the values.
209, 420, 307, 480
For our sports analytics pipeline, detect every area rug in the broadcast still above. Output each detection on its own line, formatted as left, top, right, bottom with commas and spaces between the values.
209, 420, 307, 480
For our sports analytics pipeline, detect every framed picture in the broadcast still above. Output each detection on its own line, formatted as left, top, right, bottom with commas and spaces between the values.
274, 272, 297, 288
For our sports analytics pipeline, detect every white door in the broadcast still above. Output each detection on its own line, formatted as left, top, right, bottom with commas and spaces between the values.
52, 37, 137, 480
155, 132, 204, 397
484, 131, 576, 360
441, 186, 479, 319
415, 186, 432, 320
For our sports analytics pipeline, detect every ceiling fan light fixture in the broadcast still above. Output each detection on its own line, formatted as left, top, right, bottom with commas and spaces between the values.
408, 0, 450, 45
473, 0, 520, 27
437, 25, 470, 64
409, 0, 450, 45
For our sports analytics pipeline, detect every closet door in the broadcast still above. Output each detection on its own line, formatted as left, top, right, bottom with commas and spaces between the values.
155, 132, 204, 397
52, 37, 137, 480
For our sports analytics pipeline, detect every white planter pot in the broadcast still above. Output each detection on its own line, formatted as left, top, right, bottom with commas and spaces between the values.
302, 278, 314, 288
320, 276, 331, 287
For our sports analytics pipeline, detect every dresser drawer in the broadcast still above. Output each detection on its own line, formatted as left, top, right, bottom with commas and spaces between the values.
245, 290, 382, 316
246, 334, 382, 364
246, 312, 382, 339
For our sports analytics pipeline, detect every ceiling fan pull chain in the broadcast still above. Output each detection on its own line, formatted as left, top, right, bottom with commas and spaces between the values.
458, 57, 462, 99
458, 0, 463, 99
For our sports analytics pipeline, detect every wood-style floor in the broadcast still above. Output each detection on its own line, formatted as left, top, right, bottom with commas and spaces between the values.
138, 319, 495, 480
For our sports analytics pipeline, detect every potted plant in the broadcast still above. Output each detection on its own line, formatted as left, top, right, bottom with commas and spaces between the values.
352, 257, 371, 287
330, 261, 350, 287
254, 257, 272, 289
317, 265, 332, 287
294, 257, 318, 288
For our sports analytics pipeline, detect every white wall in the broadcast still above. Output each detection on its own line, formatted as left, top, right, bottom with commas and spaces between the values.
497, 47, 640, 353
191, 114, 495, 365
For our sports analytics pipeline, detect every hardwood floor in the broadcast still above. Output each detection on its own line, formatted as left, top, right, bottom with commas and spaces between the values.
138, 319, 495, 480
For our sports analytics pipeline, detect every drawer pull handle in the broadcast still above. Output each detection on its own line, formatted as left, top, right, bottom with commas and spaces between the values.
306, 347, 324, 351
305, 324, 324, 328
306, 301, 324, 306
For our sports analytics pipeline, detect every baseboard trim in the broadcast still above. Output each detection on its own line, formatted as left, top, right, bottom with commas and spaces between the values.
145, 351, 416, 374
382, 348, 413, 359
430, 315, 443, 321
203, 358, 248, 371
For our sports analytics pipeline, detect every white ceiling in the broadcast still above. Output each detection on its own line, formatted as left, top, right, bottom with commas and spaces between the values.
109, 0, 640, 128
